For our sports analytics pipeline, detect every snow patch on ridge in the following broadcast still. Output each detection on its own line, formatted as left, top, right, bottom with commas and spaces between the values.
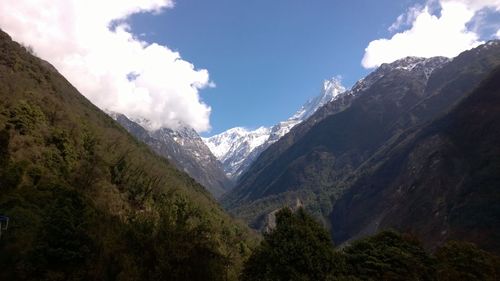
203, 77, 346, 179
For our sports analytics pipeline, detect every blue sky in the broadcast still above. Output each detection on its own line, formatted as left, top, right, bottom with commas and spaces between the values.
4, 0, 498, 136
128, 0, 419, 136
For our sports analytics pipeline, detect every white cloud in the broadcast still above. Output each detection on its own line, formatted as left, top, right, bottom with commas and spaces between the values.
497, 29, 500, 38
388, 4, 424, 32
363, 0, 500, 68
0, 0, 213, 132
442, 0, 500, 12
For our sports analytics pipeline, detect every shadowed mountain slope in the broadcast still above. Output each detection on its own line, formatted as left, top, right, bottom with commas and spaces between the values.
332, 65, 500, 253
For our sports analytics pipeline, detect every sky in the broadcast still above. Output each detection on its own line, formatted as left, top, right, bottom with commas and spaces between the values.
1, 0, 500, 136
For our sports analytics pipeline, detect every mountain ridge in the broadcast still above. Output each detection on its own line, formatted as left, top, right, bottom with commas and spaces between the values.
332, 64, 500, 252
204, 77, 346, 179
224, 41, 500, 241
109, 112, 231, 198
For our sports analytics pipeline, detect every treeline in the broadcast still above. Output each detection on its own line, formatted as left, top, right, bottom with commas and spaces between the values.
242, 208, 500, 281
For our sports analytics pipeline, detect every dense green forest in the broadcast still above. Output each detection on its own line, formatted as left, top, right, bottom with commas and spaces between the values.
0, 29, 257, 281
243, 208, 500, 281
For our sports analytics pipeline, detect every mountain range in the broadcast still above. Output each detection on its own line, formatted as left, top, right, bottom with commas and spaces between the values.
332, 63, 500, 251
102, 79, 345, 198
2, 23, 500, 280
222, 40, 500, 252
204, 78, 346, 179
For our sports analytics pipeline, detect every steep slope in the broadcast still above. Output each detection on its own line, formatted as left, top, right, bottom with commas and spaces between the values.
332, 65, 500, 253
224, 56, 450, 227
111, 113, 231, 198
204, 78, 345, 179
226, 41, 500, 229
0, 29, 255, 281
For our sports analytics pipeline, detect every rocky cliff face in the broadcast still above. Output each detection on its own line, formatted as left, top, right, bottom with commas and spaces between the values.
111, 113, 231, 198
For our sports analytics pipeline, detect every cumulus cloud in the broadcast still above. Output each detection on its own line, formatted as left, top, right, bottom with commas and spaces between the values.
497, 29, 500, 38
363, 0, 500, 68
388, 4, 424, 33
0, 0, 213, 132
444, 0, 500, 12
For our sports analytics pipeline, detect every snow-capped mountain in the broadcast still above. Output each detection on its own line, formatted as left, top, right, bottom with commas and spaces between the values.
204, 126, 271, 179
109, 112, 232, 198
350, 56, 450, 95
203, 77, 346, 179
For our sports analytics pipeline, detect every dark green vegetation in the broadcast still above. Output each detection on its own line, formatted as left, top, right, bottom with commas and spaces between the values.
0, 29, 256, 281
243, 208, 500, 281
241, 208, 340, 281
224, 41, 500, 252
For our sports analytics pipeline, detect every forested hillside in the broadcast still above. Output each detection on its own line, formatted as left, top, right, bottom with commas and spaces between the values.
0, 29, 256, 281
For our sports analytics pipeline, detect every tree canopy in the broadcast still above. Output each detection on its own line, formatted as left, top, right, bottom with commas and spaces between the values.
242, 208, 500, 281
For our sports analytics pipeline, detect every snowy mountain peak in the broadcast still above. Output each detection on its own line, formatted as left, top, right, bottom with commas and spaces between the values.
323, 77, 344, 96
291, 77, 346, 122
352, 56, 450, 94
204, 77, 346, 179
203, 126, 270, 161
381, 56, 451, 74
385, 56, 427, 70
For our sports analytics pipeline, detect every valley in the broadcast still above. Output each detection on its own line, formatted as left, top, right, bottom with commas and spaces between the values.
1, 1, 500, 278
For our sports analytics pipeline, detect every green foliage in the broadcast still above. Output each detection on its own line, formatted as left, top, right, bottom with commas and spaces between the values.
242, 207, 500, 281
0, 129, 25, 190
122, 194, 231, 280
47, 128, 77, 167
27, 188, 94, 280
435, 241, 500, 281
10, 100, 47, 135
242, 208, 341, 281
342, 231, 436, 281
0, 128, 9, 165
